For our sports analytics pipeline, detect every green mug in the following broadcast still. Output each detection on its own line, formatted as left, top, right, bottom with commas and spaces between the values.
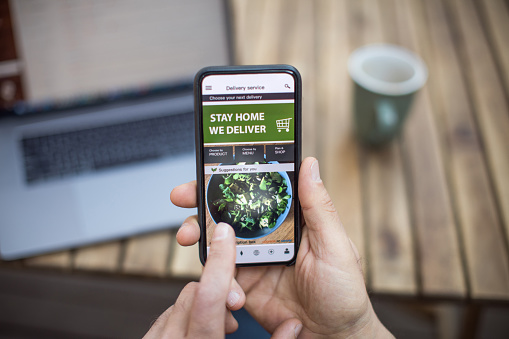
348, 44, 428, 145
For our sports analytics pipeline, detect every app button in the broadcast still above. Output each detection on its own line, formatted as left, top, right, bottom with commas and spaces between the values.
284, 248, 290, 254
240, 251, 244, 256
268, 249, 274, 255
253, 250, 260, 256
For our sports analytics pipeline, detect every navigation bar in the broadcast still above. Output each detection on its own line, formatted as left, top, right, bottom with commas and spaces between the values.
202, 73, 295, 95
207, 243, 295, 264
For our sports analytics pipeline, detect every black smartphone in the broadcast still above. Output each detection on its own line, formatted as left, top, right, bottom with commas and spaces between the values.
194, 65, 302, 266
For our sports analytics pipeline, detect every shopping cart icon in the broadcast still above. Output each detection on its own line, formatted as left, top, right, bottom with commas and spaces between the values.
276, 118, 292, 132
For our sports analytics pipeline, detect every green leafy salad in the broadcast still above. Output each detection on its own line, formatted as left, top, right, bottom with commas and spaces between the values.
211, 172, 291, 231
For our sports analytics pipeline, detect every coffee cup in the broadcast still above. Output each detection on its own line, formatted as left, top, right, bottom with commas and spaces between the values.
348, 44, 428, 145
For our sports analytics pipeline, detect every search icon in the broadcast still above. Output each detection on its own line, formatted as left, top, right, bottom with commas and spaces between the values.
285, 84, 291, 89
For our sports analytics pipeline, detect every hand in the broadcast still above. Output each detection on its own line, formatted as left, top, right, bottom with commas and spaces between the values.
171, 157, 393, 338
143, 222, 302, 339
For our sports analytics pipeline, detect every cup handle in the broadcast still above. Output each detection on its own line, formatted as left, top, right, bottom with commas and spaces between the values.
376, 99, 398, 136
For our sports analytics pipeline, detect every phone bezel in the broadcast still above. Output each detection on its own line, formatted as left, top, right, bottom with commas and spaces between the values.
194, 65, 302, 267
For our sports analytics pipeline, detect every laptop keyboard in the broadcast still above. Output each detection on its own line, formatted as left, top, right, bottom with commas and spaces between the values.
21, 112, 195, 184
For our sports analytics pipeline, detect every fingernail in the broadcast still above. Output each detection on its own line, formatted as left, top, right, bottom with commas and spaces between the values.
226, 290, 240, 308
295, 324, 303, 338
213, 223, 229, 241
310, 159, 321, 182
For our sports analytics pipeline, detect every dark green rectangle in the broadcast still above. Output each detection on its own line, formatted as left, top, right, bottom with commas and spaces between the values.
203, 103, 295, 143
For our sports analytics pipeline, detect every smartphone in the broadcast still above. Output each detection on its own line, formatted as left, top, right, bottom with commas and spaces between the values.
194, 65, 301, 266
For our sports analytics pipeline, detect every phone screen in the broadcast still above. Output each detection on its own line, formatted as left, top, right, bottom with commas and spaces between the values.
198, 70, 299, 265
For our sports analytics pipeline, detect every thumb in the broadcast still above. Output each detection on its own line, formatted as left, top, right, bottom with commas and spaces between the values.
298, 157, 351, 257
271, 318, 302, 339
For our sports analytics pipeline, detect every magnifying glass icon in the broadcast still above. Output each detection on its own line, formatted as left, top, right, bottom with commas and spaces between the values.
285, 84, 291, 89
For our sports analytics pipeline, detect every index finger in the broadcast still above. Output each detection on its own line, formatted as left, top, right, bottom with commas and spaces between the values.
188, 223, 237, 336
170, 181, 198, 208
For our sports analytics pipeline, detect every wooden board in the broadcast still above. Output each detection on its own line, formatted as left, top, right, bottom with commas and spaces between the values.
346, 0, 417, 294
449, 0, 509, 247
278, 0, 317, 159
420, 0, 509, 299
438, 2, 509, 299
74, 242, 121, 272
247, 0, 284, 65
314, 0, 366, 273
168, 242, 203, 279
228, 0, 250, 65
394, 0, 466, 297
230, 0, 281, 65
370, 0, 417, 295
364, 145, 416, 294
121, 231, 172, 277
478, 0, 509, 98
24, 251, 72, 269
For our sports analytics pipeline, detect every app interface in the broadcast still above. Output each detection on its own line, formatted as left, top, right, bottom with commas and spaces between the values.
201, 73, 296, 264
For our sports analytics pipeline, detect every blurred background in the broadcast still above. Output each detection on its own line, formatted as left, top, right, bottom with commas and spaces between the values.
1, 0, 509, 338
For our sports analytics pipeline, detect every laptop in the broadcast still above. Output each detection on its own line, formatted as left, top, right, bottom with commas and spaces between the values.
0, 0, 231, 260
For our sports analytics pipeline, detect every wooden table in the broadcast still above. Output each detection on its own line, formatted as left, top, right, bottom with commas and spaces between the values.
2, 0, 509, 332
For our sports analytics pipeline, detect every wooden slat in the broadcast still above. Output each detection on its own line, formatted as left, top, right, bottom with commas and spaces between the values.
347, 0, 417, 294
168, 242, 203, 279
365, 163, 416, 290
365, 146, 416, 294
280, 0, 317, 159
230, 0, 281, 65
478, 0, 509, 97
121, 231, 172, 277
421, 0, 509, 300
24, 251, 72, 269
402, 93, 466, 297
394, 0, 465, 297
73, 242, 121, 272
365, 0, 417, 294
228, 0, 250, 64
315, 0, 365, 272
247, 0, 284, 65
449, 0, 509, 252
378, 0, 401, 43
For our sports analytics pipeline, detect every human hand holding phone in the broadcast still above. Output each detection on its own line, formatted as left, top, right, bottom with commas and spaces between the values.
143, 222, 302, 339
171, 157, 394, 338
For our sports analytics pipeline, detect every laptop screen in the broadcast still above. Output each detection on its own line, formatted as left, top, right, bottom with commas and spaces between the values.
1, 0, 231, 115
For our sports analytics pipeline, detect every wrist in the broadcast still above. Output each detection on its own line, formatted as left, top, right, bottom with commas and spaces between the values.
331, 304, 393, 339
